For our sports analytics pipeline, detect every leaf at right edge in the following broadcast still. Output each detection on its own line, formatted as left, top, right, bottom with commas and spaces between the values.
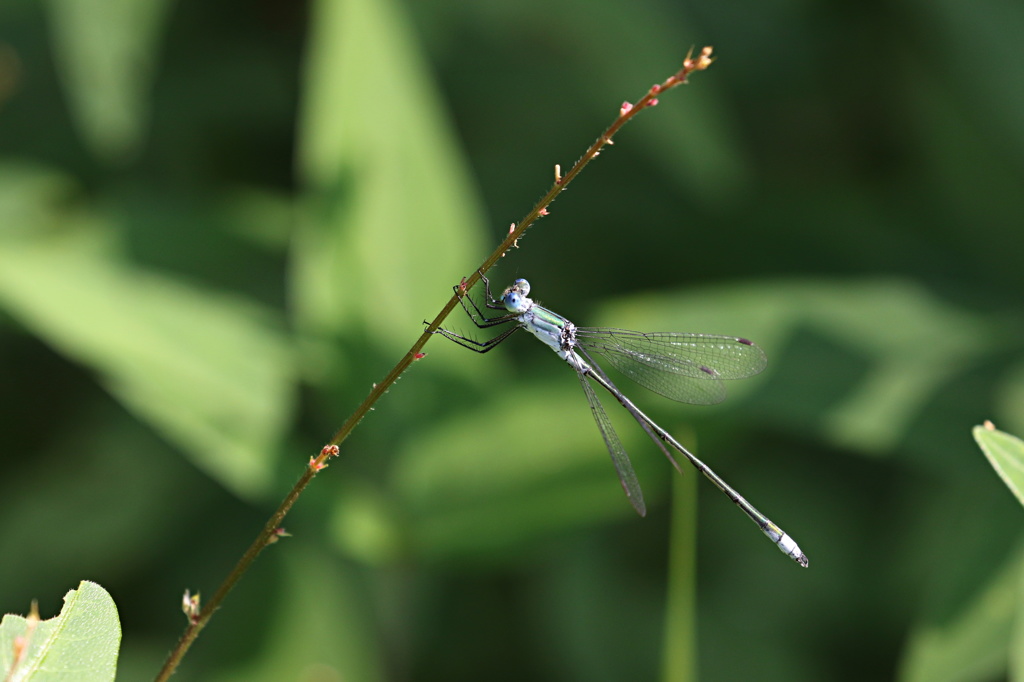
0, 580, 120, 682
973, 424, 1024, 508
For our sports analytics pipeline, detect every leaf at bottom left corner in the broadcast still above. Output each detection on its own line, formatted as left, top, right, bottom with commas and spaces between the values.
0, 580, 121, 682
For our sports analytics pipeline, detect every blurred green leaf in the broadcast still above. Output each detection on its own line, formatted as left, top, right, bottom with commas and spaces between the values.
329, 477, 404, 566
294, 0, 485, 352
996, 362, 1024, 439
0, 165, 294, 498
898, 551, 1021, 682
217, 188, 297, 250
913, 0, 1024, 161
0, 164, 78, 237
528, 0, 748, 204
600, 277, 997, 455
45, 0, 172, 163
385, 381, 664, 558
973, 424, 1024, 508
0, 580, 120, 682
211, 545, 383, 682
0, 419, 193, 595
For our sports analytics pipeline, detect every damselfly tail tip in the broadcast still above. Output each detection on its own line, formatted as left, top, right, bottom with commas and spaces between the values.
775, 530, 808, 567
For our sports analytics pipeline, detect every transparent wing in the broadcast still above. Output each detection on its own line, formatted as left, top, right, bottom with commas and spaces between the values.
573, 358, 647, 517
574, 328, 767, 405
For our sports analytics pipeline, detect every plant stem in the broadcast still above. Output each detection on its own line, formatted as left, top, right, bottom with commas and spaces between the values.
662, 435, 699, 682
154, 46, 715, 681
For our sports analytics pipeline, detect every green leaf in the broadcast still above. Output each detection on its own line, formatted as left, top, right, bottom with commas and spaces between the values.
600, 277, 997, 455
910, 0, 1024, 161
45, 0, 172, 163
383, 382, 664, 559
525, 0, 748, 204
0, 581, 121, 682
898, 552, 1021, 682
211, 546, 383, 682
0, 164, 78, 238
974, 423, 1024, 508
0, 164, 294, 498
294, 0, 485, 352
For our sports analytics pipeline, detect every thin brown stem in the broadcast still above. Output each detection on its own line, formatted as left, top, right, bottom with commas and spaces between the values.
154, 47, 714, 681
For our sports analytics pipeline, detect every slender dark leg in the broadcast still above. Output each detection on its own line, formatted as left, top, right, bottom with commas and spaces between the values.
428, 323, 520, 353
428, 272, 521, 351
478, 274, 507, 311
451, 273, 516, 328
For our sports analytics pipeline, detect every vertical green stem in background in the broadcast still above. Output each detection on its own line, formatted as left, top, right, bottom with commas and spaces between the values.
662, 432, 698, 682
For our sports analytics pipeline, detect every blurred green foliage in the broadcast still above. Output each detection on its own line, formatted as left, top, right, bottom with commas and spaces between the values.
1, 0, 1023, 680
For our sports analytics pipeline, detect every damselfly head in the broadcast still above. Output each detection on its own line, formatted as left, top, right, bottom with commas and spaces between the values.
502, 279, 532, 314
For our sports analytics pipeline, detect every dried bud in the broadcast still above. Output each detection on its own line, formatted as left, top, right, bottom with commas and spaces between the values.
268, 527, 291, 544
182, 590, 201, 622
696, 46, 714, 70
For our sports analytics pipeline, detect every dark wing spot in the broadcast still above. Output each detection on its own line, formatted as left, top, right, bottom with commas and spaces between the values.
700, 365, 719, 377
737, 337, 754, 346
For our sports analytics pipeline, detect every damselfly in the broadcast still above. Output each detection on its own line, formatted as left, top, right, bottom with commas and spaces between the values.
430, 276, 807, 567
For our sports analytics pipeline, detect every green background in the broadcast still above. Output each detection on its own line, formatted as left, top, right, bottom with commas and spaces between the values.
2, 0, 1023, 680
